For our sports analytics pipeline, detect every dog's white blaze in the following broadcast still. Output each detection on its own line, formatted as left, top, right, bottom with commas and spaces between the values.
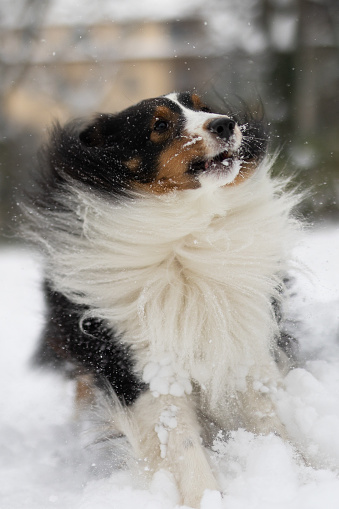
165, 92, 242, 158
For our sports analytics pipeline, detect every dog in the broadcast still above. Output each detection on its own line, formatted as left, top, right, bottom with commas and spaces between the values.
25, 91, 300, 507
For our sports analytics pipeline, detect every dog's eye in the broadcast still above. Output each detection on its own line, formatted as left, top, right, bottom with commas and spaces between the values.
200, 106, 212, 113
153, 119, 169, 133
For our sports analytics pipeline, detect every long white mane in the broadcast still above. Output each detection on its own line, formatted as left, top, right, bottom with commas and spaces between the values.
29, 157, 300, 403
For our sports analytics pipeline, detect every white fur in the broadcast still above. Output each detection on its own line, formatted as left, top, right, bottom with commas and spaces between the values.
34, 157, 301, 506
38, 158, 299, 398
166, 92, 242, 158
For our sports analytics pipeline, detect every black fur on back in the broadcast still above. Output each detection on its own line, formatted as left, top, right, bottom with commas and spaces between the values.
33, 282, 146, 404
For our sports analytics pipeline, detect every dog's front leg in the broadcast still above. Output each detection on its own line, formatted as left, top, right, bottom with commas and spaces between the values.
237, 378, 289, 439
212, 375, 288, 439
132, 390, 218, 508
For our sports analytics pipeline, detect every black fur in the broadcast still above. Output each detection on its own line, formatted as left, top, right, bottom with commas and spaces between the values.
34, 97, 184, 200
34, 282, 145, 404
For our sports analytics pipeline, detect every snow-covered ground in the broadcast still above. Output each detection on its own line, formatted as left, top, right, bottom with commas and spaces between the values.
1, 226, 339, 509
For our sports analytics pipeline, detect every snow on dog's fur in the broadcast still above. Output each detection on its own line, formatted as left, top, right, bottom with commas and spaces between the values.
24, 91, 301, 507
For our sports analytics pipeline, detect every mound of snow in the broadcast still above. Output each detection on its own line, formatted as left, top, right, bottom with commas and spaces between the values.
1, 226, 339, 508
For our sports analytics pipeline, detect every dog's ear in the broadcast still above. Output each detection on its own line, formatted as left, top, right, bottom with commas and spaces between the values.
79, 114, 116, 148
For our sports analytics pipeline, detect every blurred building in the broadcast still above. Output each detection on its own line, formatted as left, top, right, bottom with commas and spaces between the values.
2, 15, 215, 128
0, 0, 338, 239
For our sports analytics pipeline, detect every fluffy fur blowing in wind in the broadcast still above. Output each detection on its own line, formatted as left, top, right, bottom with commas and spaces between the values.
25, 91, 301, 507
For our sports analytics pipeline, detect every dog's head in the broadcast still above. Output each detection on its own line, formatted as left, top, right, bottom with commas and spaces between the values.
46, 92, 268, 196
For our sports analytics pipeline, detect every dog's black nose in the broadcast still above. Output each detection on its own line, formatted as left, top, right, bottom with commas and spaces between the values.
208, 117, 235, 140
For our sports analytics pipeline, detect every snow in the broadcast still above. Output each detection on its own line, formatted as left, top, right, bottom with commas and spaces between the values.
183, 137, 203, 149
1, 225, 339, 508
143, 357, 192, 398
155, 406, 178, 459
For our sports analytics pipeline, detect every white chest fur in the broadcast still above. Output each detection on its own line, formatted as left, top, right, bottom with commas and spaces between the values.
41, 160, 299, 401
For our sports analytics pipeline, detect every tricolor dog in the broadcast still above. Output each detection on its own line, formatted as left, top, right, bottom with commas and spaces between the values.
25, 91, 299, 507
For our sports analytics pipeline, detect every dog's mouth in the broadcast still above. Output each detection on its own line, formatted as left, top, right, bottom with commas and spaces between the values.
187, 150, 236, 175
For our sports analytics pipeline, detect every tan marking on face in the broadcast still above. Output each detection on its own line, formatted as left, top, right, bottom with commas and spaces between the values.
158, 135, 205, 177
191, 93, 209, 111
134, 133, 208, 194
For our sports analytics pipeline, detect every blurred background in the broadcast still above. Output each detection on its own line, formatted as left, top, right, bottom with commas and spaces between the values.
0, 0, 338, 243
